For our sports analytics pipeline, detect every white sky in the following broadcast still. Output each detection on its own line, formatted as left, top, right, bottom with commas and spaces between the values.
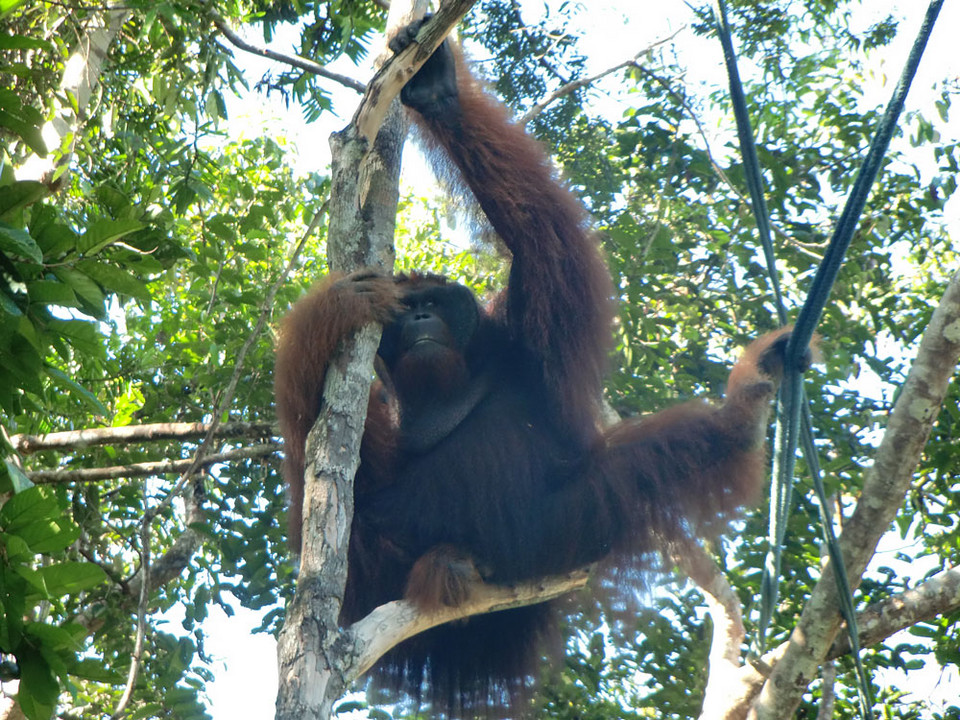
204, 2, 960, 718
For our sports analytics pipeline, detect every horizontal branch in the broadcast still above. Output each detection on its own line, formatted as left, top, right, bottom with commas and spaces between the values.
211, 11, 366, 93
10, 421, 275, 454
345, 568, 590, 682
828, 566, 960, 659
732, 567, 960, 710
28, 444, 279, 483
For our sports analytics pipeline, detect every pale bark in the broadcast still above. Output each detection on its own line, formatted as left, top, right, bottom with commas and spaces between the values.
677, 545, 750, 720
9, 421, 273, 454
26, 444, 278, 484
18, 1, 131, 186
0, 696, 27, 720
275, 3, 481, 719
275, 325, 383, 720
681, 565, 960, 720
347, 570, 588, 680
814, 662, 836, 720
828, 566, 960, 659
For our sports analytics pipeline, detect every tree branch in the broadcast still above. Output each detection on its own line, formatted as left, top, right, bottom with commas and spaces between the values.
346, 570, 589, 681
210, 11, 366, 93
816, 662, 837, 720
130, 479, 207, 595
632, 64, 820, 260
354, 0, 478, 143
275, 2, 429, 717
72, 472, 210, 637
110, 484, 151, 720
26, 444, 279, 483
71, 201, 329, 653
675, 545, 751, 720
828, 566, 960, 659
275, 3, 493, 717
10, 421, 274, 454
721, 566, 960, 719
148, 200, 326, 522
17, 0, 132, 188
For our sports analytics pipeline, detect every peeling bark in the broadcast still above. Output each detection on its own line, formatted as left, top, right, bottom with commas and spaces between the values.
274, 3, 484, 719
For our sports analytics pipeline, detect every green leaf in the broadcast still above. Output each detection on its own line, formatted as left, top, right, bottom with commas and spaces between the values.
15, 647, 58, 720
0, 35, 49, 51
0, 0, 27, 16
79, 218, 145, 254
0, 486, 58, 533
50, 268, 105, 318
25, 622, 83, 652
76, 260, 150, 303
335, 700, 367, 714
0, 532, 33, 562
31, 212, 78, 258
204, 214, 236, 242
69, 657, 124, 683
3, 460, 33, 493
17, 517, 82, 554
0, 108, 46, 157
15, 314, 41, 352
44, 366, 109, 416
112, 382, 145, 425
0, 222, 43, 263
128, 704, 165, 719
0, 181, 46, 220
0, 290, 22, 317
0, 570, 26, 649
28, 280, 80, 309
38, 562, 107, 596
47, 319, 102, 356
908, 623, 938, 639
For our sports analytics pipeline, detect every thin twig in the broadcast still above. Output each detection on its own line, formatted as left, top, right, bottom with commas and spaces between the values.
519, 26, 686, 126
816, 661, 837, 720
210, 13, 366, 93
635, 65, 812, 253
150, 203, 328, 520
111, 486, 151, 719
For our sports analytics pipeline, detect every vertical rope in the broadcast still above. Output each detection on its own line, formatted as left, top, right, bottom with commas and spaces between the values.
710, 2, 943, 716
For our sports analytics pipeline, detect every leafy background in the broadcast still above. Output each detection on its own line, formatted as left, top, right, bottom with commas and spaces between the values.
2, 0, 959, 718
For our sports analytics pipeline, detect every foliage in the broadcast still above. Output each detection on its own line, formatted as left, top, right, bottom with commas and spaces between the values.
0, 486, 109, 719
1, 0, 959, 718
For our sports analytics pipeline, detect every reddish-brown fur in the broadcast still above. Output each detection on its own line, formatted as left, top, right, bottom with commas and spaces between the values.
274, 272, 404, 549
274, 35, 803, 718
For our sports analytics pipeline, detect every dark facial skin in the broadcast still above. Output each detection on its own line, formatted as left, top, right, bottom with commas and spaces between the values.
377, 283, 479, 373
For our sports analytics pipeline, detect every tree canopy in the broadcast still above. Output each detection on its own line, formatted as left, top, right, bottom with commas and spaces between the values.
1, 1, 959, 719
